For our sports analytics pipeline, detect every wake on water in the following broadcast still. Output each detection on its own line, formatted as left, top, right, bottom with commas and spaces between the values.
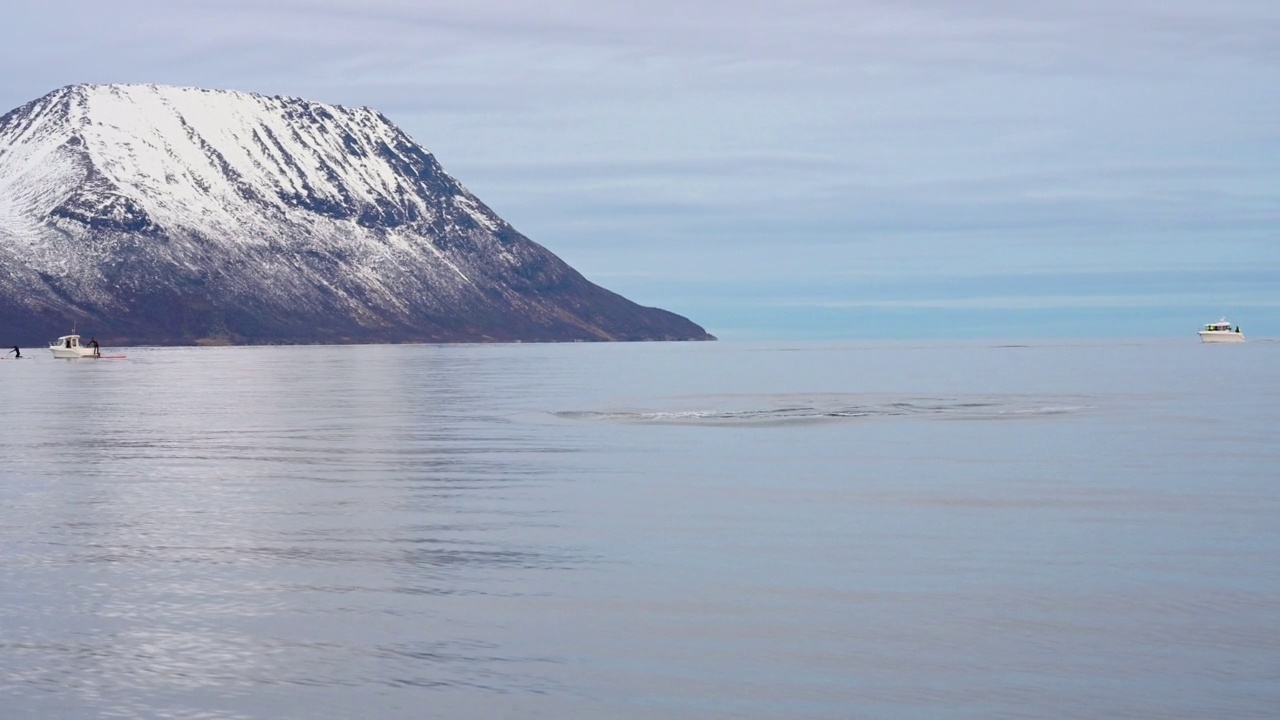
555, 393, 1096, 427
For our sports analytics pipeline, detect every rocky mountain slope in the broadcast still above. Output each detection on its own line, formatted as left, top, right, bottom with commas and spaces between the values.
0, 84, 713, 346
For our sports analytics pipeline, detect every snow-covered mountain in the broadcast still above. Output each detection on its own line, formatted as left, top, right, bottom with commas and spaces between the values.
0, 83, 713, 345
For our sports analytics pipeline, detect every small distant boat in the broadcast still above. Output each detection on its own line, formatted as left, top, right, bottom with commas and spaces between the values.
1198, 318, 1244, 344
49, 334, 101, 358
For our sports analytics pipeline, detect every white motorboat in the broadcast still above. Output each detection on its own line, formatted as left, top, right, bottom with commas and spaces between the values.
1198, 318, 1244, 343
49, 334, 101, 358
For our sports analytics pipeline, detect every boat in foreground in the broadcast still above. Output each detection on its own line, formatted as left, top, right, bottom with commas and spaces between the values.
49, 334, 100, 358
1198, 318, 1244, 343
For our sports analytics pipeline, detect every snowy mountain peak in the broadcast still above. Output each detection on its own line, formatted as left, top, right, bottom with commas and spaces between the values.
0, 84, 713, 345
0, 83, 484, 238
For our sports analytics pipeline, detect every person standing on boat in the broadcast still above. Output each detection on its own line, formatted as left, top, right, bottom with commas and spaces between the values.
6, 345, 18, 359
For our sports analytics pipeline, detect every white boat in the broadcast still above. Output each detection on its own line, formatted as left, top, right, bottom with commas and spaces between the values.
1198, 318, 1244, 343
49, 334, 101, 358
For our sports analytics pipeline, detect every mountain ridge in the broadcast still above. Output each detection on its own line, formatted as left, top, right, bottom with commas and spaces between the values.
0, 83, 714, 346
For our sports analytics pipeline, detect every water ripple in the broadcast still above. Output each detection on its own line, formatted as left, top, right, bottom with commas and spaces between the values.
557, 392, 1097, 426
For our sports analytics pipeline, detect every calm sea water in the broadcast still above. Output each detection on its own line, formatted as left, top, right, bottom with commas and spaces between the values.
2, 339, 1277, 719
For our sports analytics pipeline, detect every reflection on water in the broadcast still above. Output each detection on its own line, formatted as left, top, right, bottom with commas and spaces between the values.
3, 345, 583, 718
2, 340, 1279, 718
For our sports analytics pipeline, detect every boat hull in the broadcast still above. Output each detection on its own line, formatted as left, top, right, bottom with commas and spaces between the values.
50, 348, 99, 358
1199, 331, 1245, 344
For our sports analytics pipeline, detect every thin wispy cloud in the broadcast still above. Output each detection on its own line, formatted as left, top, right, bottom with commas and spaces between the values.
756, 294, 1280, 312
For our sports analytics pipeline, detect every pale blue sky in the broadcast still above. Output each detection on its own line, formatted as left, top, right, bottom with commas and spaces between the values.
3, 1, 1277, 339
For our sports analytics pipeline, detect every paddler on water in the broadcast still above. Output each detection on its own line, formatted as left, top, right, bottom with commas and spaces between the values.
89, 338, 100, 357
6, 345, 18, 359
